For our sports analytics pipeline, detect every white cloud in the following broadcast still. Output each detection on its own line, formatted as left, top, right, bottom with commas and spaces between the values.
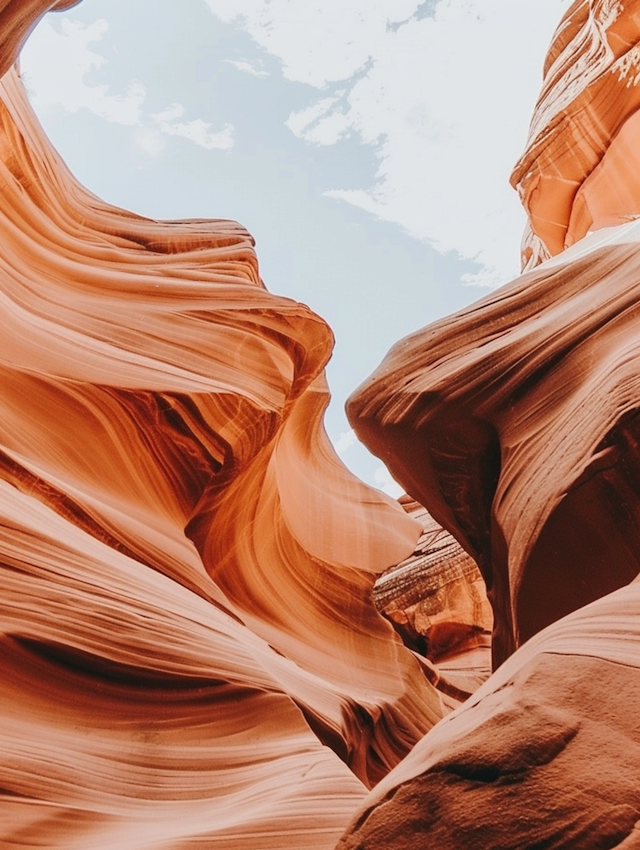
21, 18, 145, 125
374, 465, 404, 498
203, 0, 572, 286
284, 94, 350, 145
21, 17, 235, 153
151, 102, 185, 124
151, 103, 235, 151
333, 428, 358, 454
203, 0, 420, 87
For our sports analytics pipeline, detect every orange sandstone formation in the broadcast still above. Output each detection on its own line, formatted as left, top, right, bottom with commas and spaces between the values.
511, 0, 640, 267
348, 241, 640, 667
8, 0, 640, 847
373, 498, 492, 703
0, 4, 449, 847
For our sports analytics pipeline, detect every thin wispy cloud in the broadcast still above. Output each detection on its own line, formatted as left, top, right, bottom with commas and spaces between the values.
204, 0, 420, 87
205, 0, 571, 286
151, 103, 234, 151
21, 17, 235, 153
285, 94, 349, 144
21, 18, 145, 125
132, 126, 166, 156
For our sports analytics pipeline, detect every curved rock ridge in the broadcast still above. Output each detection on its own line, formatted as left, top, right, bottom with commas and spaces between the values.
0, 13, 448, 847
337, 577, 640, 849
12, 0, 640, 846
349, 233, 640, 667
511, 0, 640, 268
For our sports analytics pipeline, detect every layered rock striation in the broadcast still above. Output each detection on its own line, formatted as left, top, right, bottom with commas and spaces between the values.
373, 498, 492, 704
511, 0, 640, 267
348, 239, 640, 667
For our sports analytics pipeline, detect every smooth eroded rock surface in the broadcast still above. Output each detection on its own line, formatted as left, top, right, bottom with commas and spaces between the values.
348, 240, 640, 666
8, 0, 640, 848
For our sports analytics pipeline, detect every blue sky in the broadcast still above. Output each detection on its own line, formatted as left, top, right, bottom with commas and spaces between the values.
20, 0, 569, 493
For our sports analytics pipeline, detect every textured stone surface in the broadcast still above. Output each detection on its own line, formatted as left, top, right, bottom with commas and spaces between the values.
337, 581, 640, 849
339, 0, 640, 850
348, 240, 640, 666
341, 1, 640, 844
347, 2, 640, 670
373, 498, 492, 702
512, 0, 640, 267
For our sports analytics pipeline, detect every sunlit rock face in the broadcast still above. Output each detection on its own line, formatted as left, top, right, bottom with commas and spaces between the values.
348, 242, 640, 667
511, 0, 640, 268
9, 0, 640, 846
0, 5, 451, 847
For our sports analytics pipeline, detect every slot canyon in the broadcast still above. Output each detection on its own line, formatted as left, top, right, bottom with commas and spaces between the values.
1, 2, 640, 848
